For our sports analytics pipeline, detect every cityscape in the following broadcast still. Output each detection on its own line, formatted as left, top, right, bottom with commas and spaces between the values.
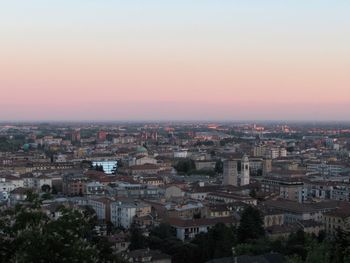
1, 1, 350, 263
1, 122, 350, 262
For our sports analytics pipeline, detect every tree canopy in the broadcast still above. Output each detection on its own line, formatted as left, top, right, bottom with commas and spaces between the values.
237, 206, 265, 242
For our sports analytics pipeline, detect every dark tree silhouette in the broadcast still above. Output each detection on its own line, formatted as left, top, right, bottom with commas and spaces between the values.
237, 206, 265, 242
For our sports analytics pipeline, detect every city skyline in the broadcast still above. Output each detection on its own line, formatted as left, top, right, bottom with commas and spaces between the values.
1, 1, 349, 121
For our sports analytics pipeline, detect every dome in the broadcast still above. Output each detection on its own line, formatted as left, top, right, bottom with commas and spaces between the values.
23, 144, 30, 151
136, 146, 148, 153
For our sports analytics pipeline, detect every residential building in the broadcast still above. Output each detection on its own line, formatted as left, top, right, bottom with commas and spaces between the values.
110, 201, 151, 228
167, 217, 236, 241
323, 206, 350, 235
89, 197, 114, 221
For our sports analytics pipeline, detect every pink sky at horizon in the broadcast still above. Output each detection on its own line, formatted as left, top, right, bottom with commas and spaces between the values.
0, 1, 349, 121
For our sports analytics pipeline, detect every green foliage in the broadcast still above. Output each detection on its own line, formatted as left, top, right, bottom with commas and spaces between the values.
94, 164, 105, 172
214, 160, 223, 174
41, 184, 51, 193
328, 229, 350, 263
194, 140, 215, 146
237, 206, 265, 242
305, 240, 331, 263
171, 243, 201, 263
249, 189, 257, 198
0, 201, 125, 263
129, 226, 148, 250
235, 238, 272, 256
41, 192, 53, 200
287, 254, 304, 263
0, 136, 26, 152
146, 223, 236, 263
188, 169, 216, 177
135, 219, 349, 263
51, 185, 58, 194
173, 158, 196, 174
285, 229, 308, 259
195, 223, 236, 260
25, 190, 42, 208
219, 138, 235, 146
150, 223, 176, 239
132, 221, 350, 263
80, 128, 99, 139
81, 160, 93, 169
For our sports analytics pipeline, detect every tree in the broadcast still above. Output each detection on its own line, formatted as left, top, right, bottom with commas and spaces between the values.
51, 185, 58, 195
94, 164, 105, 172
172, 243, 201, 263
329, 229, 350, 263
25, 190, 42, 209
111, 164, 118, 175
129, 226, 147, 250
237, 206, 265, 242
81, 160, 93, 169
191, 223, 236, 262
305, 240, 331, 263
41, 184, 51, 193
287, 255, 303, 263
249, 189, 257, 198
214, 160, 223, 174
0, 206, 99, 262
0, 199, 126, 263
150, 223, 175, 239
285, 229, 308, 259
173, 159, 195, 174
234, 238, 274, 256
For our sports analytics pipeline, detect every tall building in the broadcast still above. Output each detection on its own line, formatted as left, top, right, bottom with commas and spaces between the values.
97, 131, 107, 141
223, 155, 250, 186
223, 160, 238, 186
71, 130, 81, 142
262, 159, 272, 175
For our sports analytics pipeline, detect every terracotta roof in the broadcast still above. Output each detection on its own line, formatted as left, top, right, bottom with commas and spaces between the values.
10, 187, 28, 194
3, 175, 21, 180
166, 216, 236, 228
324, 206, 350, 219
263, 199, 343, 213
129, 164, 159, 170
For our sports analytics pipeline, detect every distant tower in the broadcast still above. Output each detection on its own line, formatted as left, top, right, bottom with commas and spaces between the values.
223, 155, 250, 186
262, 159, 272, 176
97, 131, 107, 141
223, 160, 238, 186
240, 155, 250, 186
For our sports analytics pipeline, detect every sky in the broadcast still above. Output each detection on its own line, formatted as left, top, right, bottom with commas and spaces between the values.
0, 1, 349, 121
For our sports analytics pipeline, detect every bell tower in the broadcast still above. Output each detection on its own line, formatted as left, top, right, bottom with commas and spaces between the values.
240, 154, 250, 186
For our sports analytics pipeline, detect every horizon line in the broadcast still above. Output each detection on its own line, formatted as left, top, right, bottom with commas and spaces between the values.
1, 119, 350, 124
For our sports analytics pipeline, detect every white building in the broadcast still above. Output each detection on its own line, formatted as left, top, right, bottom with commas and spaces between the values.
86, 182, 106, 195
20, 174, 36, 188
168, 217, 235, 241
3, 176, 24, 188
92, 160, 118, 174
89, 197, 113, 221
110, 201, 151, 229
0, 191, 9, 202
0, 178, 16, 192
128, 156, 157, 166
174, 149, 188, 158
34, 175, 52, 190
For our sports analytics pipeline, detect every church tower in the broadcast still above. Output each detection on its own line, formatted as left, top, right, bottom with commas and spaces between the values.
223, 155, 250, 186
223, 160, 238, 186
240, 154, 250, 186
